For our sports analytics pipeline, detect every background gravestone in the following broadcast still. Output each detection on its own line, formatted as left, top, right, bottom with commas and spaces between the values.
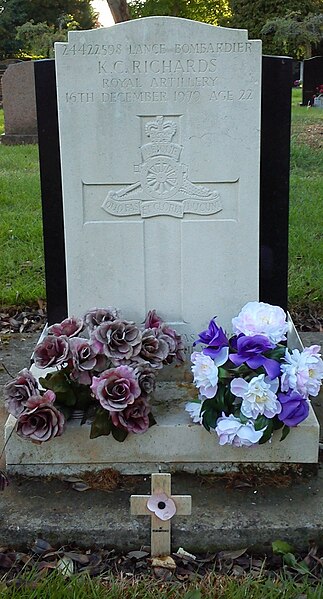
0, 59, 22, 105
302, 56, 323, 106
2, 61, 38, 145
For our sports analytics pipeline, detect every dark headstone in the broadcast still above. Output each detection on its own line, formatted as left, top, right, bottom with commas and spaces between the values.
302, 56, 323, 106
260, 56, 292, 312
2, 61, 38, 144
34, 60, 67, 325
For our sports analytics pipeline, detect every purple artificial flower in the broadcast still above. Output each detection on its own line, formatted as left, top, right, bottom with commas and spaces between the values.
47, 317, 83, 338
194, 319, 229, 359
232, 301, 288, 344
4, 368, 39, 417
69, 337, 106, 385
229, 335, 280, 379
84, 307, 119, 331
157, 323, 185, 363
111, 396, 151, 434
33, 335, 70, 368
91, 366, 141, 412
16, 391, 65, 443
92, 319, 142, 362
280, 345, 323, 398
215, 413, 265, 447
133, 362, 156, 395
144, 310, 164, 329
138, 329, 169, 369
278, 390, 309, 427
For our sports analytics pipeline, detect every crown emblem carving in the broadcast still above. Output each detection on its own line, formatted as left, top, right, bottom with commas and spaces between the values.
102, 114, 222, 219
145, 116, 176, 143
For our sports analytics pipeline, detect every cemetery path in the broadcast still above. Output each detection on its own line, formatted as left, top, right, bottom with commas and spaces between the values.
0, 468, 322, 557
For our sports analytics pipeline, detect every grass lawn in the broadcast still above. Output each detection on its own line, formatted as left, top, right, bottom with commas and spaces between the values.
0, 570, 322, 598
0, 88, 322, 313
289, 88, 323, 309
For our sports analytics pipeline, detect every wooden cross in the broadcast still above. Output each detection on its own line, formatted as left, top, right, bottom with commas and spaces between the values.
130, 473, 192, 557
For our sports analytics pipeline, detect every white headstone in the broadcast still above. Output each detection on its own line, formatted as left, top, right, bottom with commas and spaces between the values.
55, 18, 262, 347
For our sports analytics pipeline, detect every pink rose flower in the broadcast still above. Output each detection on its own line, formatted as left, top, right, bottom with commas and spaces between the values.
16, 392, 65, 443
4, 368, 38, 417
91, 366, 141, 412
111, 396, 150, 434
33, 335, 69, 368
47, 317, 83, 337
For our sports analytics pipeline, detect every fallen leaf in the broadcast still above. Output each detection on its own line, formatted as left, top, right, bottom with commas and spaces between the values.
72, 482, 92, 492
153, 566, 173, 581
152, 556, 176, 570
31, 538, 54, 555
63, 477, 86, 483
0, 553, 15, 568
218, 548, 247, 560
64, 551, 90, 565
37, 560, 58, 571
57, 556, 74, 576
232, 564, 246, 577
127, 550, 149, 560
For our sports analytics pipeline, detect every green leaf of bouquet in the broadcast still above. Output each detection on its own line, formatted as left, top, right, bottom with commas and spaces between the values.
224, 388, 235, 411
39, 371, 71, 393
54, 390, 77, 407
214, 384, 226, 412
272, 418, 284, 431
148, 412, 157, 428
218, 367, 229, 380
254, 415, 270, 431
258, 420, 273, 444
201, 398, 219, 432
267, 347, 286, 361
280, 425, 290, 442
72, 384, 92, 410
90, 409, 112, 439
111, 425, 128, 442
272, 540, 294, 555
58, 406, 73, 421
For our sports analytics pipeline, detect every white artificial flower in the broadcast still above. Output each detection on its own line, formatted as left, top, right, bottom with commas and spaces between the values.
191, 348, 228, 399
232, 301, 288, 344
215, 413, 265, 447
281, 345, 323, 398
230, 374, 280, 419
185, 401, 203, 424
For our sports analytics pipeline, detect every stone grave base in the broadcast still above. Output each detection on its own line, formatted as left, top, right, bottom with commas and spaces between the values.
5, 318, 320, 475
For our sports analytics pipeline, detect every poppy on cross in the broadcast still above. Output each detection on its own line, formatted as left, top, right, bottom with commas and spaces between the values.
130, 473, 192, 557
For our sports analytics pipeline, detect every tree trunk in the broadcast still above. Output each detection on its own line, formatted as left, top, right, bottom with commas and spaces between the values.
106, 0, 131, 23
304, 41, 312, 60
